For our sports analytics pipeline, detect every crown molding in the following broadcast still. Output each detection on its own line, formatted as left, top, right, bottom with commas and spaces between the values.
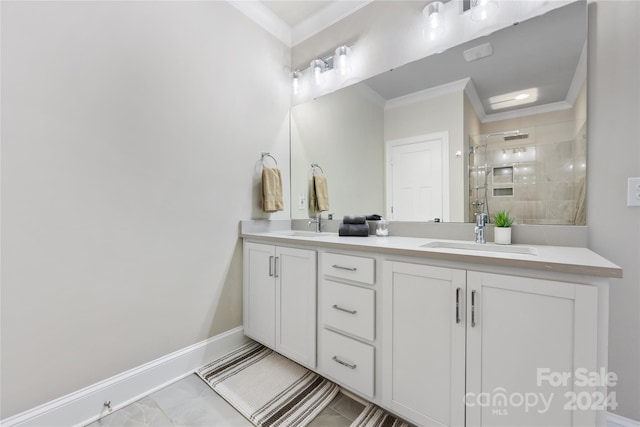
227, 0, 291, 46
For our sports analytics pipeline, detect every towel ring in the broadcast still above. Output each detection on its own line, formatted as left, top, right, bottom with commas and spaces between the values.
261, 152, 278, 167
311, 163, 324, 174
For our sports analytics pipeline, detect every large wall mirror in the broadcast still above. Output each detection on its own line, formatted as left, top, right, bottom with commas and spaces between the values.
291, 1, 587, 225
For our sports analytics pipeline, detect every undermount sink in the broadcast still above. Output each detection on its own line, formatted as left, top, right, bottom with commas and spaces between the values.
277, 231, 333, 238
421, 241, 538, 256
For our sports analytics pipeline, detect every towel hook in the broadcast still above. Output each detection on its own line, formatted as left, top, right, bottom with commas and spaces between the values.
261, 152, 278, 167
311, 163, 324, 174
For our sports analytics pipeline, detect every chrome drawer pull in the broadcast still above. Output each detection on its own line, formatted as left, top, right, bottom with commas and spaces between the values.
332, 356, 357, 369
332, 304, 357, 315
332, 264, 357, 271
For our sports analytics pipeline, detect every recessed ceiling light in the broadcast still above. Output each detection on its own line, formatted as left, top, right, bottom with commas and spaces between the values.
488, 88, 539, 110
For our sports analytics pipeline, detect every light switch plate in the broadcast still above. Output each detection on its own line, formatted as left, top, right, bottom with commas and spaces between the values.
298, 194, 306, 210
628, 177, 640, 207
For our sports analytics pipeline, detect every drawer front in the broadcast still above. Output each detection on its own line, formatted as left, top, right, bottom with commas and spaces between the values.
322, 280, 375, 341
321, 329, 374, 397
322, 252, 375, 285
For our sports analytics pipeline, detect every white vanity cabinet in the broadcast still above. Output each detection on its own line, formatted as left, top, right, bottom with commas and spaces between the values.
382, 261, 466, 427
383, 260, 601, 427
466, 271, 599, 427
318, 252, 377, 398
242, 241, 317, 369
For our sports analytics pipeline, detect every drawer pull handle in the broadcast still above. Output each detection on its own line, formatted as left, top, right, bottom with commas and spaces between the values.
332, 264, 357, 271
332, 356, 357, 370
332, 304, 357, 315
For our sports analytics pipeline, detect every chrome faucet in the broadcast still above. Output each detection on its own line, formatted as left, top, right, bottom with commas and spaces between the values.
308, 213, 322, 233
475, 213, 488, 244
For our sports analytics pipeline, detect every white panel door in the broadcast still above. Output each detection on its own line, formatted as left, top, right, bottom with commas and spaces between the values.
276, 246, 317, 369
466, 272, 599, 427
386, 133, 449, 221
243, 242, 276, 348
382, 261, 466, 427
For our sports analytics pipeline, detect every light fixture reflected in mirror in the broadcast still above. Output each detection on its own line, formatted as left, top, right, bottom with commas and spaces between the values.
310, 59, 327, 87
292, 70, 301, 95
423, 1, 445, 41
470, 0, 497, 22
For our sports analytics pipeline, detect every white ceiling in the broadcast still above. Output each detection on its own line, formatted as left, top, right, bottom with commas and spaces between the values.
262, 1, 333, 28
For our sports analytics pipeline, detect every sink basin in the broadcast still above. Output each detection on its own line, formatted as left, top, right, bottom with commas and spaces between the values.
421, 241, 538, 256
277, 231, 333, 238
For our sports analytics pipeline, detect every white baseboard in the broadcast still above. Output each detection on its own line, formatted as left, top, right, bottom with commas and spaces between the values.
608, 412, 640, 427
1, 326, 249, 427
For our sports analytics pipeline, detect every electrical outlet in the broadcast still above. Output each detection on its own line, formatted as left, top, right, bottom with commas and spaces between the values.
298, 194, 306, 210
628, 177, 640, 207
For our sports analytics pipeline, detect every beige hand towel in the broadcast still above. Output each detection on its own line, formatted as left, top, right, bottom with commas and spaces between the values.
262, 167, 283, 213
311, 175, 330, 212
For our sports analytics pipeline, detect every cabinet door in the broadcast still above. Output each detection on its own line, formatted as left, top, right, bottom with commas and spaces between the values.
243, 242, 276, 348
382, 261, 466, 427
466, 272, 598, 427
276, 246, 317, 369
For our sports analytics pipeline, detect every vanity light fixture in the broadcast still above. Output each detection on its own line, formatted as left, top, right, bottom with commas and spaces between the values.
310, 58, 327, 87
470, 0, 497, 22
423, 1, 445, 41
292, 70, 301, 95
291, 44, 352, 91
334, 45, 352, 76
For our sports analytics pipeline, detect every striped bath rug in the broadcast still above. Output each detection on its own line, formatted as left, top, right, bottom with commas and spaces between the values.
197, 341, 339, 427
351, 403, 411, 427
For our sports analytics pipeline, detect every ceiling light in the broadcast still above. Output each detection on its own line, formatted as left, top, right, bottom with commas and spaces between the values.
334, 45, 352, 76
488, 88, 539, 110
423, 1, 445, 41
470, 0, 497, 22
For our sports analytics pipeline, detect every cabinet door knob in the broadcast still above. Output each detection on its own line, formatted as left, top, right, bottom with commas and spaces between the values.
332, 355, 357, 369
332, 304, 357, 315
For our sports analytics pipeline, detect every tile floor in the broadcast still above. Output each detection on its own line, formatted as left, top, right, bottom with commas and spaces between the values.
86, 374, 365, 427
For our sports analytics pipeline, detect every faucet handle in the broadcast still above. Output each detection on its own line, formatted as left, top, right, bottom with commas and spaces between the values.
475, 213, 488, 226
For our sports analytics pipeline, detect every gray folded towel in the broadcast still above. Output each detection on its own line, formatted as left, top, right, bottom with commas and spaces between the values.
343, 215, 367, 225
339, 223, 370, 236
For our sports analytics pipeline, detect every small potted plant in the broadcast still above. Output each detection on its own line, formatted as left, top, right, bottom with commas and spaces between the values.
493, 210, 514, 245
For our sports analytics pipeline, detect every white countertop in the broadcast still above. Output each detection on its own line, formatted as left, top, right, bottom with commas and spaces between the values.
241, 230, 623, 279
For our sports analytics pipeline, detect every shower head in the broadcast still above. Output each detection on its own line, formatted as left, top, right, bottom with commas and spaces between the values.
484, 130, 530, 141
504, 132, 529, 141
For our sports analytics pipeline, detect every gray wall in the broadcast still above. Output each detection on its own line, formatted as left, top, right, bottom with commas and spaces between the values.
587, 1, 640, 421
0, 1, 290, 418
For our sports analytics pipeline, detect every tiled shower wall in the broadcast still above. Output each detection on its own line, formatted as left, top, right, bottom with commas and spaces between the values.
469, 119, 587, 225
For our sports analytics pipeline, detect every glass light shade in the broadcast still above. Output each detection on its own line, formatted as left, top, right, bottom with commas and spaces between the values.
310, 59, 326, 86
423, 1, 445, 41
291, 70, 301, 95
334, 45, 351, 76
470, 0, 497, 22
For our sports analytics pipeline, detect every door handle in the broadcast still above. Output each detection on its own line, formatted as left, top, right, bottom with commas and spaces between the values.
332, 356, 357, 369
269, 256, 274, 277
274, 256, 279, 278
332, 264, 357, 271
471, 290, 477, 327
455, 287, 461, 324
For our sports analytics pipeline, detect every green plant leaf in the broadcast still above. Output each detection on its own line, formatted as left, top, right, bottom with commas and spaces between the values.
493, 210, 514, 227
